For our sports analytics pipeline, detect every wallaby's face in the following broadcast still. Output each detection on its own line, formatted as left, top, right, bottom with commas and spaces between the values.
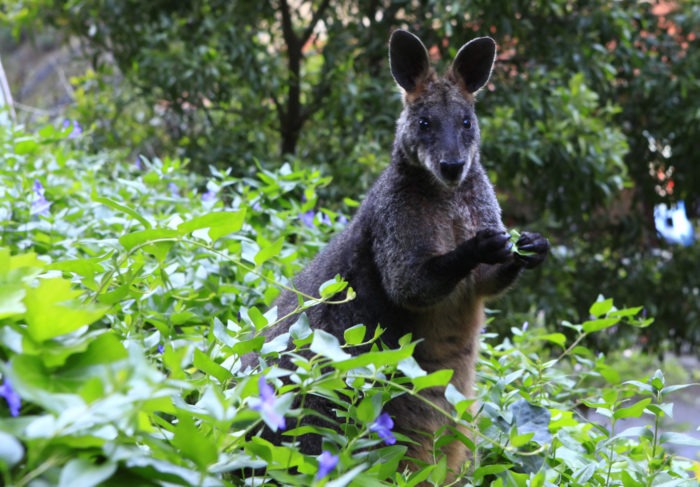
390, 31, 496, 189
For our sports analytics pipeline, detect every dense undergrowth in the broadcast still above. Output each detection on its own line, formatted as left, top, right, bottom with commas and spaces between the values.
1, 117, 699, 486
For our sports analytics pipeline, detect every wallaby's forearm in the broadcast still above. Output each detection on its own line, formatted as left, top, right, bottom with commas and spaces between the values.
389, 229, 512, 307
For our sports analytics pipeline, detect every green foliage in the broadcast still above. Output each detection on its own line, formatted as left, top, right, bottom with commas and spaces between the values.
5, 0, 700, 356
1, 112, 699, 485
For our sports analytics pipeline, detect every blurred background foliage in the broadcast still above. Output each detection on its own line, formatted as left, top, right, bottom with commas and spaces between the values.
1, 0, 700, 354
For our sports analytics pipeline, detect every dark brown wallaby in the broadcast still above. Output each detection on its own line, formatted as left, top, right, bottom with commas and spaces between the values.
250, 29, 549, 481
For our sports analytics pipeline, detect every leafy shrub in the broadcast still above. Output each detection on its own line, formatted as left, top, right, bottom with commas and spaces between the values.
1, 117, 699, 486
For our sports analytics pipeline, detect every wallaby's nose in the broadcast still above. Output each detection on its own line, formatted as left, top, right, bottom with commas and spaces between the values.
439, 160, 465, 181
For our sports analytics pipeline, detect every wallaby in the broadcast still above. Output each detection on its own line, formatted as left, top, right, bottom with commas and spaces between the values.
252, 29, 549, 480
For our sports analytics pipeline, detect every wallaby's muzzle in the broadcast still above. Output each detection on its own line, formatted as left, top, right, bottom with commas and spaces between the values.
439, 160, 465, 182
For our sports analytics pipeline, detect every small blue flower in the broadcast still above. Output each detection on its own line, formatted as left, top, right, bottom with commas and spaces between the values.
157, 344, 165, 354
0, 377, 21, 417
315, 450, 339, 480
370, 412, 396, 445
63, 119, 82, 139
31, 179, 51, 216
134, 157, 144, 170
250, 376, 286, 431
201, 184, 217, 203
300, 209, 315, 228
168, 182, 179, 197
33, 179, 45, 195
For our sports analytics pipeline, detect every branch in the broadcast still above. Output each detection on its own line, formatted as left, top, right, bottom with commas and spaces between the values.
301, 0, 332, 47
279, 0, 298, 51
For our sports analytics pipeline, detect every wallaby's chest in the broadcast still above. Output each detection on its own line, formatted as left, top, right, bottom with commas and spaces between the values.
426, 195, 479, 251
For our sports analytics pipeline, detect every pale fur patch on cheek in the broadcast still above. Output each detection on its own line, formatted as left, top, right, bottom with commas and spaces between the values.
458, 146, 476, 184
417, 146, 436, 173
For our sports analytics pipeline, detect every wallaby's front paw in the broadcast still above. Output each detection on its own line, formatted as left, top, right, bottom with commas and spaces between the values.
514, 231, 549, 269
474, 228, 513, 265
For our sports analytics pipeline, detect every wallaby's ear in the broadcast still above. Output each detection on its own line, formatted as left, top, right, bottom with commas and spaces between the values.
389, 30, 431, 93
450, 37, 496, 94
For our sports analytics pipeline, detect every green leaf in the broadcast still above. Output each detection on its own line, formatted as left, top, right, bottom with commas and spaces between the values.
232, 336, 264, 356
660, 431, 700, 447
177, 209, 246, 241
58, 458, 117, 487
608, 306, 644, 318
245, 306, 268, 330
613, 398, 652, 420
310, 329, 351, 361
118, 229, 179, 260
48, 255, 109, 278
589, 298, 614, 318
332, 346, 415, 372
326, 464, 368, 487
582, 317, 620, 333
412, 370, 453, 392
356, 393, 382, 423
538, 333, 567, 347
0, 249, 44, 282
0, 431, 24, 468
596, 363, 621, 384
93, 196, 152, 229
473, 464, 514, 484
0, 284, 26, 319
661, 383, 700, 396
254, 238, 284, 266
39, 330, 124, 368
193, 348, 232, 383
509, 431, 535, 447
171, 414, 218, 469
318, 276, 348, 299
650, 369, 665, 391
14, 137, 39, 154
24, 278, 109, 342
397, 357, 426, 379
343, 324, 366, 345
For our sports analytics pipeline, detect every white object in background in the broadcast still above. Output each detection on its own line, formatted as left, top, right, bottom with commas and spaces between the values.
0, 56, 16, 120
654, 200, 695, 246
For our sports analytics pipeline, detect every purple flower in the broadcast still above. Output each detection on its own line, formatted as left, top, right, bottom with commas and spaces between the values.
316, 450, 339, 480
134, 157, 144, 170
370, 412, 396, 445
0, 377, 21, 417
157, 344, 165, 354
250, 376, 286, 431
30, 179, 51, 216
62, 119, 82, 139
168, 182, 179, 197
201, 188, 217, 203
300, 209, 315, 228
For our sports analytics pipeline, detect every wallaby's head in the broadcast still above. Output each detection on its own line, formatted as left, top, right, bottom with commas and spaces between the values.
389, 30, 496, 189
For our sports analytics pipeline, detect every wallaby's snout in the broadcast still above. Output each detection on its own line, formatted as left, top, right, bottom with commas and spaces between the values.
439, 159, 466, 182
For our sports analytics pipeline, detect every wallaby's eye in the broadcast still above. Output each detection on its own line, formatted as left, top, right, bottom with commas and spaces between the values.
462, 117, 472, 129
418, 117, 431, 130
